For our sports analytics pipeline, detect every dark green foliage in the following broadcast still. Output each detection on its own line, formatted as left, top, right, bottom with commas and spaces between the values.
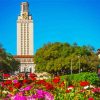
0, 46, 20, 74
34, 42, 99, 75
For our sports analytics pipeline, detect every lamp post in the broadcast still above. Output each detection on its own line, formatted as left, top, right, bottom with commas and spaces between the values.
71, 59, 73, 75
78, 55, 81, 73
97, 49, 100, 79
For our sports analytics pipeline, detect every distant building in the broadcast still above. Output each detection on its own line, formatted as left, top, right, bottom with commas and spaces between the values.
14, 2, 35, 73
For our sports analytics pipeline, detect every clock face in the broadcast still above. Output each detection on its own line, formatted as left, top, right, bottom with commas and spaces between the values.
22, 13, 28, 19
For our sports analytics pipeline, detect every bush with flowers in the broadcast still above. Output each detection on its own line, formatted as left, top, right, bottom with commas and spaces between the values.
0, 73, 100, 100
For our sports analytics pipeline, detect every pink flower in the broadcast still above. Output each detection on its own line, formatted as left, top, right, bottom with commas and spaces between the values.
92, 87, 100, 93
14, 95, 26, 100
24, 86, 31, 91
26, 96, 36, 100
19, 88, 24, 92
13, 79, 18, 83
7, 94, 16, 100
44, 91, 54, 100
35, 89, 45, 99
14, 92, 26, 100
33, 89, 54, 100
1, 82, 4, 87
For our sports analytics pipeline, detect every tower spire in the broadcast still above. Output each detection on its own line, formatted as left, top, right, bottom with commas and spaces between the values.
21, 2, 29, 16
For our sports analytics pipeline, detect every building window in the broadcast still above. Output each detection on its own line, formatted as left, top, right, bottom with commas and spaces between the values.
27, 25, 29, 33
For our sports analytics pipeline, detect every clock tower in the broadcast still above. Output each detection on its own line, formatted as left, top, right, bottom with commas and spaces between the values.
14, 2, 35, 73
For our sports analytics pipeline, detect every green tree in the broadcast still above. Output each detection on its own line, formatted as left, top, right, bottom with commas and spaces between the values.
0, 45, 20, 73
34, 42, 99, 75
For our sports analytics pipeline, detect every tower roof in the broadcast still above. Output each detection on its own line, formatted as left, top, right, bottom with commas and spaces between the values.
21, 2, 28, 4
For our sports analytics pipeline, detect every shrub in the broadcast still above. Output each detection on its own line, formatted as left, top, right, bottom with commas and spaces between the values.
61, 72, 99, 85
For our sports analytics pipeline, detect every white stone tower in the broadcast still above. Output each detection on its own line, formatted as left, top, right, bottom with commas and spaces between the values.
14, 2, 35, 73
17, 2, 34, 55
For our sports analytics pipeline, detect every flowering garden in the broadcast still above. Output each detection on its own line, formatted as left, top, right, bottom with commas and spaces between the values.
0, 72, 100, 100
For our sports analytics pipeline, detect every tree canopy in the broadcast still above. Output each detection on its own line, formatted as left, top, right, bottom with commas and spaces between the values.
0, 45, 20, 74
34, 42, 99, 75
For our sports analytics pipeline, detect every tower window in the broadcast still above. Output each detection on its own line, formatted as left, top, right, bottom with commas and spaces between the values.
23, 5, 28, 12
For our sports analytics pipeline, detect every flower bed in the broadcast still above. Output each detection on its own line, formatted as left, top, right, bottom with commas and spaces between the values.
0, 73, 100, 100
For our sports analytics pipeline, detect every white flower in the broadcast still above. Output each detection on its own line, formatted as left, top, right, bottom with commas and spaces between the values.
84, 85, 89, 89
90, 85, 95, 88
2, 90, 9, 94
67, 86, 74, 90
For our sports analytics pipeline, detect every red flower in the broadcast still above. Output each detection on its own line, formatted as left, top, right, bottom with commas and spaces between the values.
59, 81, 65, 88
88, 97, 94, 100
23, 79, 29, 84
36, 80, 46, 85
29, 73, 37, 78
53, 76, 60, 84
80, 89, 86, 93
31, 77, 36, 81
4, 80, 12, 85
29, 73, 37, 81
80, 81, 90, 87
3, 74, 10, 78
45, 82, 54, 90
66, 89, 70, 93
8, 86, 13, 91
14, 82, 21, 88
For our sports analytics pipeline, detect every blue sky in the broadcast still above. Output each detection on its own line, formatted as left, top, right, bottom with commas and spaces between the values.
0, 0, 100, 55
